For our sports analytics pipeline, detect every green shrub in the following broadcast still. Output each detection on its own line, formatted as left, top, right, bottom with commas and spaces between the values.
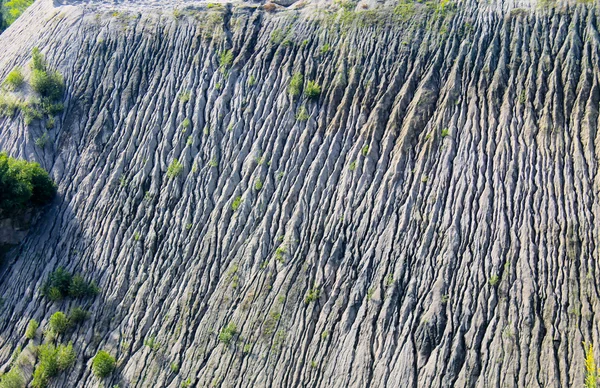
40, 269, 98, 301
49, 312, 69, 335
25, 319, 39, 339
489, 275, 500, 286
0, 366, 24, 388
288, 73, 303, 97
92, 350, 116, 378
68, 307, 90, 324
0, 94, 21, 117
296, 105, 309, 121
31, 47, 46, 72
167, 159, 184, 179
218, 323, 237, 345
68, 275, 99, 298
231, 196, 242, 211
4, 68, 24, 90
31, 70, 64, 101
32, 343, 75, 388
304, 81, 321, 99
219, 50, 233, 69
182, 118, 191, 129
56, 343, 75, 371
0, 152, 56, 216
41, 268, 71, 300
304, 287, 320, 304
2, 0, 34, 26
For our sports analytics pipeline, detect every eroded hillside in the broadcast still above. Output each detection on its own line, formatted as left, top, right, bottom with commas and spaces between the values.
0, 0, 599, 387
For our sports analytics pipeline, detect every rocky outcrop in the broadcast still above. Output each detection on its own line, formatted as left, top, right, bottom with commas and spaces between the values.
0, 0, 599, 387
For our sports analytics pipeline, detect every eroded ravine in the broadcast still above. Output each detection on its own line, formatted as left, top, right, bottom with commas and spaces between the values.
0, 0, 599, 387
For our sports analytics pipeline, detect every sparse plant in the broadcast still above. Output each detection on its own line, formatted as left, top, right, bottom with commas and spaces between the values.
68, 307, 90, 324
254, 178, 263, 191
441, 128, 449, 137
219, 50, 233, 69
182, 118, 191, 129
231, 196, 242, 211
167, 159, 184, 179
179, 90, 191, 103
218, 323, 237, 345
288, 73, 303, 97
489, 275, 500, 286
296, 105, 309, 121
25, 319, 39, 339
305, 287, 320, 304
304, 80, 321, 99
4, 67, 24, 90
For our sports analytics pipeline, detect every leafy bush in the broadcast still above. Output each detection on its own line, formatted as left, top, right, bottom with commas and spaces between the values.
305, 287, 320, 304
4, 68, 24, 90
41, 268, 98, 301
31, 70, 64, 101
56, 343, 75, 371
69, 275, 99, 298
25, 319, 39, 339
167, 159, 184, 179
304, 80, 321, 99
31, 47, 46, 72
288, 73, 303, 97
0, 94, 21, 117
92, 350, 115, 378
49, 312, 69, 335
231, 196, 242, 211
32, 343, 75, 388
219, 50, 233, 69
2, 0, 34, 27
0, 152, 56, 216
295, 105, 309, 121
0, 366, 24, 388
68, 307, 90, 324
218, 323, 237, 345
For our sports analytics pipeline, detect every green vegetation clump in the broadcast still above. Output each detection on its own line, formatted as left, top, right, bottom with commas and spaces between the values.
288, 73, 303, 97
0, 366, 24, 388
304, 80, 321, 99
218, 323, 237, 345
0, 152, 56, 217
167, 159, 184, 179
92, 350, 116, 378
25, 319, 39, 339
305, 287, 320, 304
231, 196, 242, 211
41, 268, 99, 301
31, 70, 64, 101
219, 50, 234, 69
48, 312, 69, 335
296, 105, 309, 121
32, 343, 75, 388
3, 68, 24, 90
585, 343, 599, 388
2, 0, 34, 27
68, 307, 90, 324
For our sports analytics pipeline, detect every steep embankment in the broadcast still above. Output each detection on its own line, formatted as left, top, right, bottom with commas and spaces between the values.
0, 0, 599, 386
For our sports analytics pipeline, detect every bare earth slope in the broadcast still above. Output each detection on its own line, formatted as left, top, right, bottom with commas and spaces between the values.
0, 0, 599, 387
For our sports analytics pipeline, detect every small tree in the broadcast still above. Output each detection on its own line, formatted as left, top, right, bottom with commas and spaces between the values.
92, 350, 116, 378
48, 311, 69, 335
25, 319, 39, 339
